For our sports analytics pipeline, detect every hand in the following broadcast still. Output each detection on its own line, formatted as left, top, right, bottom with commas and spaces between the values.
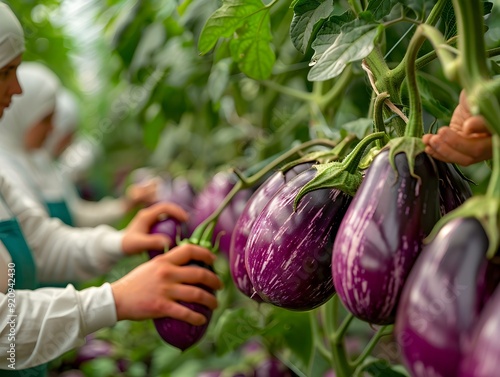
423, 90, 493, 166
121, 202, 188, 255
124, 178, 161, 209
111, 244, 223, 325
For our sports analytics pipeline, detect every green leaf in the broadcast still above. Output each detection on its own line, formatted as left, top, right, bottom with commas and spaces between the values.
308, 23, 383, 81
357, 358, 410, 376
366, 0, 401, 20
442, 0, 493, 40
310, 10, 354, 64
290, 0, 334, 54
213, 308, 265, 355
229, 9, 276, 80
413, 75, 453, 122
341, 118, 373, 139
198, 0, 264, 55
399, 0, 437, 19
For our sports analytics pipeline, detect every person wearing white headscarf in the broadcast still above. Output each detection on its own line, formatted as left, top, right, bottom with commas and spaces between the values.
0, 3, 221, 374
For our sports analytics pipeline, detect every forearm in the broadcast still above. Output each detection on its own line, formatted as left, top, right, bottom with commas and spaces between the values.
0, 283, 116, 369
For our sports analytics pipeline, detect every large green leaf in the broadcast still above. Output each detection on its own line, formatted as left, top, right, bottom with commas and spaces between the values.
198, 0, 264, 55
441, 0, 493, 40
310, 10, 354, 65
290, 0, 334, 54
308, 23, 383, 81
229, 9, 275, 79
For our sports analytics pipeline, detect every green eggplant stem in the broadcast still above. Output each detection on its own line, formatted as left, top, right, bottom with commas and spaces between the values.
373, 92, 390, 148
350, 325, 394, 368
192, 138, 339, 241
342, 132, 388, 174
487, 135, 500, 198
404, 28, 425, 138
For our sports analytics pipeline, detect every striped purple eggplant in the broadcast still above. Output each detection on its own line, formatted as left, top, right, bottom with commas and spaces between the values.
153, 261, 214, 351
395, 217, 490, 377
189, 172, 252, 257
229, 163, 313, 301
245, 168, 352, 310
148, 217, 186, 259
459, 278, 500, 377
435, 161, 473, 215
332, 150, 440, 325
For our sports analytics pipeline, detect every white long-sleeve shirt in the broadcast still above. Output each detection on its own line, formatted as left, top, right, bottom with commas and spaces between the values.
0, 171, 125, 369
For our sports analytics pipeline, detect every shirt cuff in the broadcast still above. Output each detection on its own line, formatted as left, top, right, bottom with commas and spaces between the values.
79, 283, 118, 335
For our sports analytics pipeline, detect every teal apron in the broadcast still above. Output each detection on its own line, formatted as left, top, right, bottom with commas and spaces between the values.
0, 193, 47, 377
45, 200, 74, 227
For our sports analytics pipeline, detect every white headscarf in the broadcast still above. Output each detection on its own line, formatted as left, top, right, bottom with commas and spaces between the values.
0, 3, 24, 69
0, 61, 60, 152
45, 88, 80, 156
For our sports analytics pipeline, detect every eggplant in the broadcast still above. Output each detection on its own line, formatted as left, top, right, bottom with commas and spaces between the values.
189, 172, 252, 257
229, 163, 313, 301
332, 150, 440, 325
148, 217, 186, 259
74, 337, 114, 367
395, 217, 489, 377
157, 176, 196, 212
435, 161, 473, 215
153, 261, 214, 351
245, 168, 352, 310
459, 280, 500, 377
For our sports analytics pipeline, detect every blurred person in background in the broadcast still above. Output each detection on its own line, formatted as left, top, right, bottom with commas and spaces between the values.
0, 3, 221, 376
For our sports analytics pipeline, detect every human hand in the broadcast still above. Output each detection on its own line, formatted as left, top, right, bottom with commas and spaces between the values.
124, 178, 161, 209
121, 202, 188, 256
111, 244, 222, 325
423, 90, 493, 166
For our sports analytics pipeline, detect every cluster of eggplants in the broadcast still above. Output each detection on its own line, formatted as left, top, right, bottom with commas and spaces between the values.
395, 217, 500, 377
246, 168, 352, 310
332, 150, 441, 325
189, 171, 252, 257
229, 162, 313, 301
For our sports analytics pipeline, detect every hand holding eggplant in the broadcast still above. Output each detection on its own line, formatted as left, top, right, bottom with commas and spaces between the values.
121, 202, 189, 255
111, 243, 222, 324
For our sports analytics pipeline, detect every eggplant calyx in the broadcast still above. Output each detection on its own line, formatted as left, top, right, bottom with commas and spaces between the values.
293, 163, 362, 210
387, 136, 427, 180
425, 196, 500, 259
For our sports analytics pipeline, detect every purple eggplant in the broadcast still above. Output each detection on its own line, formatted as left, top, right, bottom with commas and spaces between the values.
157, 176, 196, 212
395, 217, 489, 377
435, 161, 472, 215
153, 261, 214, 351
74, 337, 115, 366
246, 168, 352, 310
230, 163, 313, 301
459, 280, 500, 377
189, 172, 252, 257
332, 150, 440, 325
148, 217, 186, 259
254, 356, 293, 377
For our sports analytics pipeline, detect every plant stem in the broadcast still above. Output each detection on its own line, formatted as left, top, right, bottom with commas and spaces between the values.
310, 311, 331, 361
486, 135, 500, 198
318, 65, 354, 112
351, 325, 394, 368
193, 138, 340, 235
342, 132, 387, 174
261, 80, 313, 102
373, 92, 390, 148
404, 28, 425, 138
